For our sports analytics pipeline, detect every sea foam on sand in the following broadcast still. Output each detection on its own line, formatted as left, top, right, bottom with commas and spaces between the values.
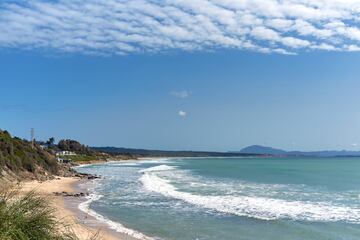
78, 189, 154, 240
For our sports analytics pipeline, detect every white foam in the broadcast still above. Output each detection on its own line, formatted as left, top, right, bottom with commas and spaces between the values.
140, 168, 360, 223
74, 158, 169, 169
111, 163, 140, 166
73, 164, 90, 169
139, 164, 176, 173
138, 157, 172, 161
78, 193, 154, 240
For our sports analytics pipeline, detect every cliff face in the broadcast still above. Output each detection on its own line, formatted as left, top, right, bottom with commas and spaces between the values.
0, 130, 60, 180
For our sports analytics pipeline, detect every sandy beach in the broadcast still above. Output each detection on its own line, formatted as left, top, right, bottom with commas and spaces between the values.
21, 177, 123, 240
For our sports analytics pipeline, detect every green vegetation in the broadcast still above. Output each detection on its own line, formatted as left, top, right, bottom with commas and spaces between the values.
0, 185, 77, 240
57, 139, 104, 162
0, 130, 59, 176
58, 154, 99, 163
58, 140, 93, 155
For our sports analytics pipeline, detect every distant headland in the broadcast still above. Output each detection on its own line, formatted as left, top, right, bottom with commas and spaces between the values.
235, 145, 360, 157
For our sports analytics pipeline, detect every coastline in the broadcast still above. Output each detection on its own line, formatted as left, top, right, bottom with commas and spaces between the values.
20, 176, 138, 240
71, 157, 169, 240
19, 158, 162, 240
20, 176, 121, 240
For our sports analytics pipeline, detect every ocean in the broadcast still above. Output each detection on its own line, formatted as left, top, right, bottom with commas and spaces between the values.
76, 157, 360, 240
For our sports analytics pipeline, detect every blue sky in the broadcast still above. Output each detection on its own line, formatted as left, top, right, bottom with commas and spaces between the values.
2, 0, 360, 151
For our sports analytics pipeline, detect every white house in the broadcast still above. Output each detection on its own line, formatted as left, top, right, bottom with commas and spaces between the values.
56, 151, 76, 156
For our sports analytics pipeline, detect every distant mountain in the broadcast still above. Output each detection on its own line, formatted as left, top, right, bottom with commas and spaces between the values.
239, 145, 360, 157
239, 145, 287, 155
94, 145, 360, 158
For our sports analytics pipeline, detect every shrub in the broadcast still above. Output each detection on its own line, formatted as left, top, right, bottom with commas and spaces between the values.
0, 184, 78, 240
0, 130, 60, 175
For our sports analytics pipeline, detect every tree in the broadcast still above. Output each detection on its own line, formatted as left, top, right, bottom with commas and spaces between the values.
46, 137, 55, 147
57, 139, 93, 154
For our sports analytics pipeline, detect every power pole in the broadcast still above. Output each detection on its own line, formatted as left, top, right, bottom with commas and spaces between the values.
30, 128, 35, 147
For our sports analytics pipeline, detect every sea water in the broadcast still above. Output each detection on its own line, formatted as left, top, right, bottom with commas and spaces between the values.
76, 157, 360, 240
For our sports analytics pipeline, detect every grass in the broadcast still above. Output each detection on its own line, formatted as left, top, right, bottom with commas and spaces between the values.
58, 154, 99, 162
0, 184, 99, 240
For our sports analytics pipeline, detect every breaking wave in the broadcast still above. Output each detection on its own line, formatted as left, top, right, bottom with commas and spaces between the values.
139, 164, 177, 173
140, 165, 360, 223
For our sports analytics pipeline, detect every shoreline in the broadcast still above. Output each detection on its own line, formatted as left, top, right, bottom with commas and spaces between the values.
21, 176, 122, 240
72, 176, 151, 240
20, 158, 154, 240
16, 156, 206, 240
71, 157, 170, 240
20, 158, 161, 240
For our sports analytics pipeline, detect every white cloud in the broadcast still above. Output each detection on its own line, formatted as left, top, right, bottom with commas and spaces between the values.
292, 19, 333, 39
1, 0, 360, 55
310, 43, 337, 51
171, 90, 191, 98
346, 44, 360, 51
178, 110, 187, 117
281, 37, 310, 48
266, 18, 293, 31
251, 26, 280, 41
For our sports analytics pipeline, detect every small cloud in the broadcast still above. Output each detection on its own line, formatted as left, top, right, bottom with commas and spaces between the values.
178, 110, 187, 117
171, 90, 191, 99
351, 143, 358, 147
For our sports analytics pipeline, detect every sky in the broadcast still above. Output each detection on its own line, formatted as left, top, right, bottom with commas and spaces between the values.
1, 0, 360, 151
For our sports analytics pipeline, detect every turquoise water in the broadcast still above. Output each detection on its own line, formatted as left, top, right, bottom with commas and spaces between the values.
77, 157, 360, 240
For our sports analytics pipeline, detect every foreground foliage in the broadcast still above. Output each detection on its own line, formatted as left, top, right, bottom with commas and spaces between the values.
0, 185, 78, 240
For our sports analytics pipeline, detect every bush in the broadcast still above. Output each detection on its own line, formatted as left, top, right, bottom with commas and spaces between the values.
58, 140, 93, 155
0, 129, 60, 175
0, 184, 78, 240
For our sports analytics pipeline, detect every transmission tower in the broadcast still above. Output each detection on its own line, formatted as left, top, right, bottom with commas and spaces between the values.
30, 128, 35, 146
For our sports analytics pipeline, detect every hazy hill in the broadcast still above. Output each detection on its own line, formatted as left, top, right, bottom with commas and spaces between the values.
239, 145, 287, 155
239, 145, 360, 157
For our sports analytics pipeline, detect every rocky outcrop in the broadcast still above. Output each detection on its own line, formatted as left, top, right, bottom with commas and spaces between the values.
53, 191, 89, 197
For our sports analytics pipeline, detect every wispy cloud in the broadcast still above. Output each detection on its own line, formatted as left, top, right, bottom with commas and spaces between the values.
171, 90, 191, 98
178, 110, 187, 117
1, 0, 360, 55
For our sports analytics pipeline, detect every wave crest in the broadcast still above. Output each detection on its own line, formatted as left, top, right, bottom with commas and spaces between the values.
140, 165, 360, 223
139, 164, 176, 173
